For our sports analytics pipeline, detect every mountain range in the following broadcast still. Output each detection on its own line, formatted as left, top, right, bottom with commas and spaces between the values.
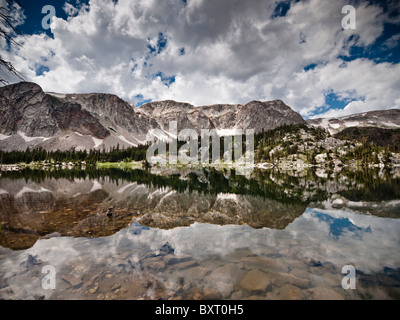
0, 81, 399, 152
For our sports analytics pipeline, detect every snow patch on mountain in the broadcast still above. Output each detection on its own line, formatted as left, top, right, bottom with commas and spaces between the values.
0, 134, 11, 141
118, 135, 137, 146
18, 131, 52, 142
92, 137, 103, 148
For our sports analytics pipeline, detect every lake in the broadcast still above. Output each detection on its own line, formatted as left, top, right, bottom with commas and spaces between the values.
0, 166, 399, 300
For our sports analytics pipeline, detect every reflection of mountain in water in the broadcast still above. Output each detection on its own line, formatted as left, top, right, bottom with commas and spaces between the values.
0, 167, 399, 250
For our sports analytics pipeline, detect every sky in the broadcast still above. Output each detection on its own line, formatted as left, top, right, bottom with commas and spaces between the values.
0, 0, 400, 119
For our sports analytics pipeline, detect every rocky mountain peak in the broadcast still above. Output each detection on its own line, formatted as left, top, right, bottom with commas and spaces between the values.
0, 82, 58, 137
307, 109, 400, 134
6, 81, 383, 153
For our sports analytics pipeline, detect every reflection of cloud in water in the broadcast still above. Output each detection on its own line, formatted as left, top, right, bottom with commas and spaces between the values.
312, 211, 372, 240
0, 207, 399, 299
292, 209, 400, 273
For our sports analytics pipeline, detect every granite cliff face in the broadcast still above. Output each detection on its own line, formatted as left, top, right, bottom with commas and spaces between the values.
52, 102, 110, 139
0, 82, 305, 151
2, 81, 399, 153
0, 82, 159, 151
60, 92, 159, 137
0, 82, 58, 138
137, 99, 304, 135
137, 100, 216, 134
200, 100, 304, 133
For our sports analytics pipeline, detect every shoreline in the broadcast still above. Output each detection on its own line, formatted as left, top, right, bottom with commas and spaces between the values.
1, 159, 399, 172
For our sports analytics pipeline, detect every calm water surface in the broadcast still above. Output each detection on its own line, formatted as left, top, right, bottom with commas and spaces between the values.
0, 167, 399, 300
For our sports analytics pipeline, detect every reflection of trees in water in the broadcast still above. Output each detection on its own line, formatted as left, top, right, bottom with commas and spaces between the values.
1, 167, 399, 250
336, 169, 400, 202
2, 167, 400, 204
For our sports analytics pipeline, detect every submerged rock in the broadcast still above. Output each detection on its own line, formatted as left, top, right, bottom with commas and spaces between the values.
304, 287, 344, 300
239, 269, 272, 293
270, 284, 305, 300
271, 272, 310, 288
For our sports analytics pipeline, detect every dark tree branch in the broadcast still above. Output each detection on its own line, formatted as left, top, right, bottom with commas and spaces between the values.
0, 0, 25, 84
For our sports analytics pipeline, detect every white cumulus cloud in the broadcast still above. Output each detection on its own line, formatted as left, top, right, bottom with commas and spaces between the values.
1, 0, 399, 117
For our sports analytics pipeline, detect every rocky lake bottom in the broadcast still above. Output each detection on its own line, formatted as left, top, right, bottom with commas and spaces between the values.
0, 167, 399, 300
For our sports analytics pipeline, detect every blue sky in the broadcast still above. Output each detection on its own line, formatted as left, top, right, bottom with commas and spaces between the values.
1, 0, 400, 118
17, 0, 72, 36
